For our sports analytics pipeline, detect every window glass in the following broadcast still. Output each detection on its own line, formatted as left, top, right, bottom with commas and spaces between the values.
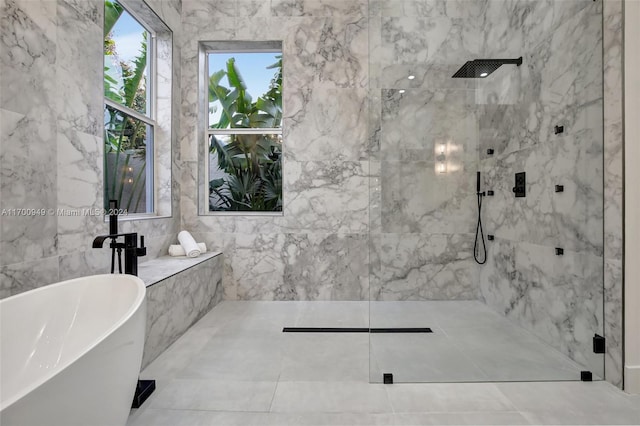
104, 0, 154, 214
206, 50, 283, 212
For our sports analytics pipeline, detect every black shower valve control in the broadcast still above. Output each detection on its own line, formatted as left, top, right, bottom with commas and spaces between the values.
513, 172, 526, 197
487, 190, 494, 196
555, 185, 564, 193
554, 125, 564, 135
487, 235, 495, 241
487, 148, 495, 155
555, 248, 564, 256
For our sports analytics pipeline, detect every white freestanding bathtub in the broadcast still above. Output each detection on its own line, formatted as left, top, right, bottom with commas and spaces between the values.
0, 274, 146, 426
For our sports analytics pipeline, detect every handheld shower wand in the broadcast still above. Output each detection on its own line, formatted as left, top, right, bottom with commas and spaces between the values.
474, 171, 487, 264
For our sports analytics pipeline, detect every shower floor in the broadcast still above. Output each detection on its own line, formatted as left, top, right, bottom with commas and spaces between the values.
127, 301, 639, 426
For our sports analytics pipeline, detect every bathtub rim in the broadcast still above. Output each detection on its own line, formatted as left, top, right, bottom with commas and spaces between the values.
0, 273, 146, 412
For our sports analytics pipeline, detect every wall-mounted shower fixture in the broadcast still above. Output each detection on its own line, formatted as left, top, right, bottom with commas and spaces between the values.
488, 235, 495, 241
487, 148, 495, 155
555, 248, 564, 256
555, 185, 564, 193
474, 171, 487, 265
487, 190, 495, 196
513, 172, 526, 197
452, 57, 523, 78
554, 125, 565, 135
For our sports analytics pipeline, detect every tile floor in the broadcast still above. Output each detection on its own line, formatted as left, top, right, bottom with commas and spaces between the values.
127, 301, 640, 426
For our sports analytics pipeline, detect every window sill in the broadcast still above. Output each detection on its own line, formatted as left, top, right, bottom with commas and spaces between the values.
199, 211, 283, 217
103, 213, 173, 222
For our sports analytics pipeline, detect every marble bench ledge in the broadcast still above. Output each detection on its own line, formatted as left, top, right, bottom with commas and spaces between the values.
137, 251, 224, 369
137, 251, 222, 287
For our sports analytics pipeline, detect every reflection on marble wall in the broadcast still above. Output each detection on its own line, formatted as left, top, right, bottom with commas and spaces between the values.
369, 3, 483, 301
478, 0, 606, 381
0, 0, 182, 299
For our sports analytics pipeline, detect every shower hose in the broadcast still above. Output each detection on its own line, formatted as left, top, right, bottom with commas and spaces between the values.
474, 191, 487, 264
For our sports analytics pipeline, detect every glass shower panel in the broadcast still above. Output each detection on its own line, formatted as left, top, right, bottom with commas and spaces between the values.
368, 0, 605, 383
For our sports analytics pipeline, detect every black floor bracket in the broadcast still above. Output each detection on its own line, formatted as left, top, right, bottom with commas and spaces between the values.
580, 371, 593, 382
132, 379, 156, 408
282, 327, 432, 333
383, 373, 394, 384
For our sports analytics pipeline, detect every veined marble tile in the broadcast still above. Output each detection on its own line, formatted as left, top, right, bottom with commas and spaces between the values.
145, 0, 182, 30
373, 63, 476, 91
225, 233, 368, 301
226, 232, 286, 300
237, 0, 271, 18
380, 160, 476, 234
0, 256, 59, 299
282, 161, 369, 234
519, 0, 598, 52
283, 16, 368, 89
526, 4, 602, 114
379, 88, 478, 163
281, 233, 368, 300
482, 104, 603, 257
56, 127, 102, 256
603, 0, 623, 262
0, 108, 57, 266
378, 16, 483, 67
481, 239, 604, 378
602, 0, 623, 388
0, 0, 57, 115
604, 258, 623, 388
143, 254, 223, 368
181, 0, 236, 41
284, 87, 368, 161
270, 0, 367, 18
374, 0, 488, 19
371, 233, 478, 301
57, 248, 111, 281
55, 0, 102, 136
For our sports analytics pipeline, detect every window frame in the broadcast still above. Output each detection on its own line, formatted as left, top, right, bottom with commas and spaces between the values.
199, 41, 284, 216
103, 0, 173, 220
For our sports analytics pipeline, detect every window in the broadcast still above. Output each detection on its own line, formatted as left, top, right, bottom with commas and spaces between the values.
103, 0, 171, 216
203, 42, 283, 213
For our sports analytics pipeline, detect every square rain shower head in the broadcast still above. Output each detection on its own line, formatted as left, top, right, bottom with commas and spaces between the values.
452, 57, 523, 78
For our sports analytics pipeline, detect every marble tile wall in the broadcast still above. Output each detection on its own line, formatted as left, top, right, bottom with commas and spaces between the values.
367, 1, 485, 301
477, 0, 609, 381
0, 0, 182, 298
180, 0, 372, 300
602, 0, 624, 389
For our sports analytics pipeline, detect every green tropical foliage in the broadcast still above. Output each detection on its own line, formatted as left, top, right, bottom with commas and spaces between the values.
103, 0, 149, 212
208, 56, 283, 212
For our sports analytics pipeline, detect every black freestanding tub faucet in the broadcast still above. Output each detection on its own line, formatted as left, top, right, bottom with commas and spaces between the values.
92, 200, 146, 276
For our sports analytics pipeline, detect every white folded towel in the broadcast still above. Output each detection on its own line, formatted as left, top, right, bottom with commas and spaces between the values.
177, 231, 201, 258
168, 243, 207, 257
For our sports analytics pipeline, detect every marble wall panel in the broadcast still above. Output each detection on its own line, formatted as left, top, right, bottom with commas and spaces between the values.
142, 254, 223, 368
380, 161, 475, 234
0, 108, 58, 266
371, 232, 477, 301
479, 237, 604, 378
0, 256, 59, 299
181, 1, 371, 300
602, 0, 624, 388
284, 87, 368, 162
379, 88, 477, 162
0, 0, 182, 297
476, 0, 610, 384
